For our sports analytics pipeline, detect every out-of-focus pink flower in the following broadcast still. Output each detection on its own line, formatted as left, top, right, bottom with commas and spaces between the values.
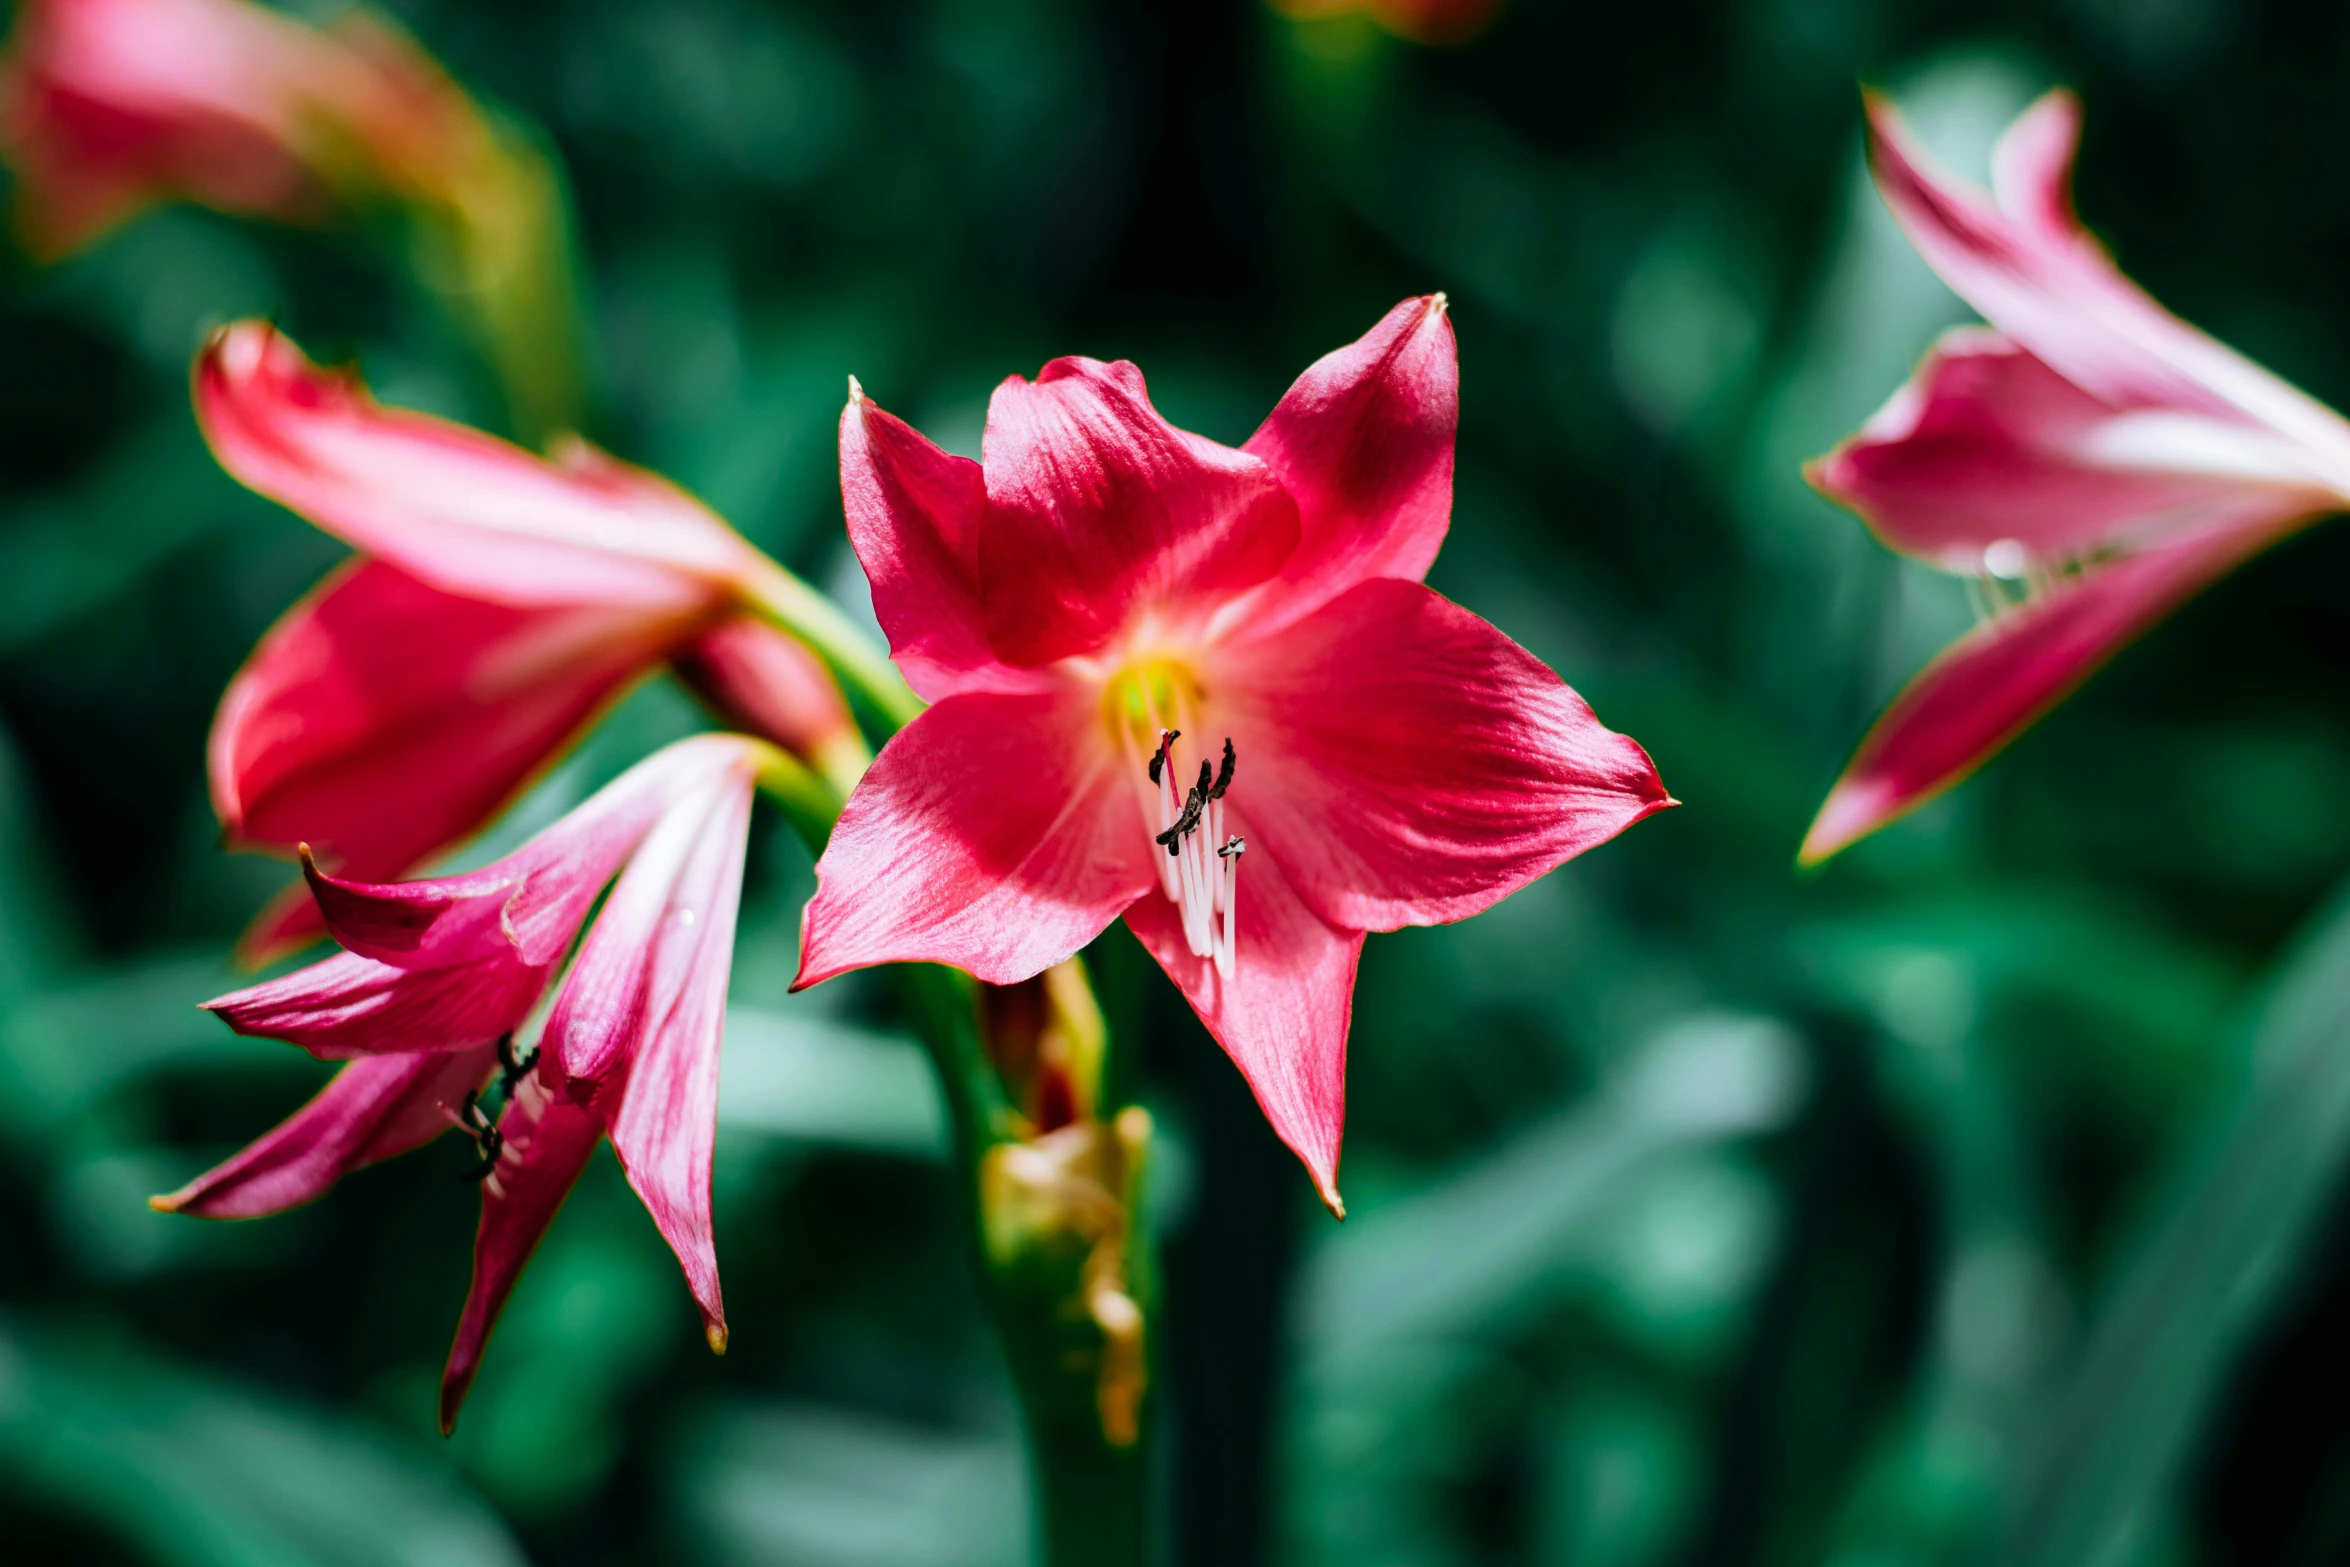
0, 0, 471, 256
167, 734, 767, 1430
796, 297, 1672, 1211
1270, 0, 1507, 47
1802, 92, 2350, 863
197, 321, 851, 963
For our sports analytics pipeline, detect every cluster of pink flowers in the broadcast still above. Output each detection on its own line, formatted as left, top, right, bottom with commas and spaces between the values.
149, 300, 1668, 1421
21, 0, 2326, 1441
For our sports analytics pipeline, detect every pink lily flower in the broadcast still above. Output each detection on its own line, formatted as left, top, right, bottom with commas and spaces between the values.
797, 297, 1672, 1210
197, 321, 852, 962
1801, 91, 2350, 862
0, 0, 471, 258
160, 733, 768, 1429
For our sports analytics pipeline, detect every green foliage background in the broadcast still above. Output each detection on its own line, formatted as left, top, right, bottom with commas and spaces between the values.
5, 0, 2350, 1562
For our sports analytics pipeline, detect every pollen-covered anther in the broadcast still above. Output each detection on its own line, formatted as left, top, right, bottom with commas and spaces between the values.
1138, 736, 1241, 980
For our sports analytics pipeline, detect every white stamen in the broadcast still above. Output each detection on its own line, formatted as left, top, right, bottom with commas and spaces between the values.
1127, 728, 1243, 981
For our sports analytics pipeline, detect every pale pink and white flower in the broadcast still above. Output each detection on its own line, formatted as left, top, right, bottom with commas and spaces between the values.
1802, 91, 2350, 861
159, 734, 768, 1429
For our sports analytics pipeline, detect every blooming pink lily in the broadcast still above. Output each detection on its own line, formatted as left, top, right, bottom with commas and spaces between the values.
0, 0, 470, 257
158, 733, 768, 1429
1801, 91, 2350, 862
197, 321, 854, 961
798, 297, 1672, 1210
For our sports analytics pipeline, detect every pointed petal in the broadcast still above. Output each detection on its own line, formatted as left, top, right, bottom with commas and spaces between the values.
796, 687, 1155, 988
1810, 327, 2337, 568
1800, 515, 2308, 862
978, 358, 1301, 665
1123, 831, 1360, 1212
204, 949, 549, 1061
1865, 91, 2350, 483
670, 615, 865, 782
440, 1065, 602, 1433
298, 735, 740, 971
194, 322, 766, 612
543, 763, 756, 1348
211, 558, 674, 901
152, 1046, 496, 1218
840, 389, 1037, 699
1218, 579, 1671, 932
1244, 294, 1457, 627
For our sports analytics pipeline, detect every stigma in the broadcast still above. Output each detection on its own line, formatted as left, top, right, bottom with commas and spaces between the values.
1142, 729, 1241, 980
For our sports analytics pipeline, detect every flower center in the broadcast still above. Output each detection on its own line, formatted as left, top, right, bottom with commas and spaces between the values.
1105, 661, 1242, 980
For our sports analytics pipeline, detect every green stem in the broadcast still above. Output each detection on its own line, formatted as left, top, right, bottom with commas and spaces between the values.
743, 564, 925, 737
750, 637, 1153, 1566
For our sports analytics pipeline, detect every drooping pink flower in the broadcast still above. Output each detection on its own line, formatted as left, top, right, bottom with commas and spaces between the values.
169, 734, 768, 1428
797, 297, 1672, 1210
197, 321, 850, 962
1801, 91, 2350, 862
0, 0, 480, 258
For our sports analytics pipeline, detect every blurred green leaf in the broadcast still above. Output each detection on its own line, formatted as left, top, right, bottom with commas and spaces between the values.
717, 1005, 946, 1158
0, 1318, 523, 1567
1989, 877, 2350, 1567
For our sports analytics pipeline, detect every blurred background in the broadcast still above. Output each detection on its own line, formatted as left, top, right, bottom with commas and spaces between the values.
6, 0, 2350, 1562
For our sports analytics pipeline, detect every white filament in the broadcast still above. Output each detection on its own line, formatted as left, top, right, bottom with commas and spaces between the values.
1138, 730, 1239, 982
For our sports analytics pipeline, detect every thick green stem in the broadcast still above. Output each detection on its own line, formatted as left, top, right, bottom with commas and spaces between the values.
751, 634, 1154, 1566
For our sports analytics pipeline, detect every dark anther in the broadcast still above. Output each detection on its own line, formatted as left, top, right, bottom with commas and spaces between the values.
1148, 729, 1180, 786
1218, 835, 1245, 858
458, 1033, 538, 1183
1209, 739, 1235, 800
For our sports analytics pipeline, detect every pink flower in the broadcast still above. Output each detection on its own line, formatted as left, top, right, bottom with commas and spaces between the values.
1802, 91, 2350, 862
197, 321, 850, 962
0, 0, 478, 258
797, 297, 1672, 1210
161, 734, 768, 1430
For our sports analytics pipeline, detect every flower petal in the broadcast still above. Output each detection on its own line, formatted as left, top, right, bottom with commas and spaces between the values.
1865, 90, 2350, 485
1800, 515, 2308, 862
1217, 579, 1671, 932
194, 322, 767, 612
543, 762, 755, 1350
840, 387, 1038, 699
298, 735, 741, 971
1243, 294, 1457, 627
439, 1063, 602, 1434
151, 1045, 496, 1219
670, 615, 865, 781
212, 558, 677, 949
204, 949, 548, 1061
796, 686, 1155, 988
1122, 828, 1360, 1213
1810, 327, 2336, 568
978, 357, 1301, 665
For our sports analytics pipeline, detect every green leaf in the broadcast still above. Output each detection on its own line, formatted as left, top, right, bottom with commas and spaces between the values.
1988, 878, 2350, 1567
0, 1318, 523, 1567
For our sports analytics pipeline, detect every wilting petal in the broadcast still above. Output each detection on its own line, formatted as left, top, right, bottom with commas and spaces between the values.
152, 1046, 496, 1218
840, 388, 1036, 699
1220, 579, 1671, 932
195, 322, 769, 612
1811, 328, 2337, 570
671, 615, 864, 780
213, 558, 678, 957
544, 761, 756, 1348
440, 1063, 602, 1434
796, 687, 1156, 988
979, 358, 1301, 665
1800, 516, 2307, 862
204, 949, 548, 1061
1865, 91, 2350, 483
1123, 827, 1360, 1212
1245, 295, 1457, 628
